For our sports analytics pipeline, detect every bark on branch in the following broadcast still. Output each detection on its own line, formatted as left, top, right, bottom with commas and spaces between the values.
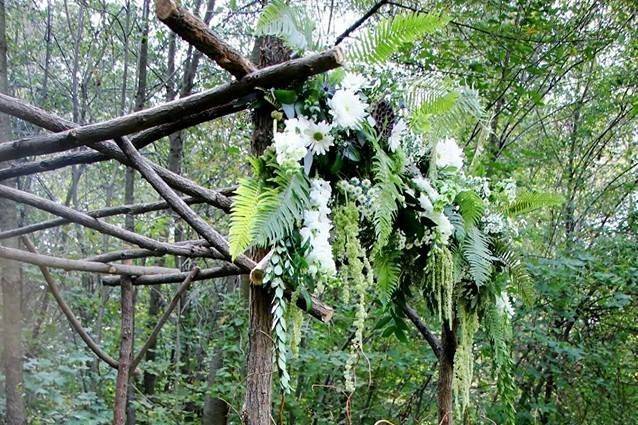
101, 264, 244, 286
0, 244, 176, 276
0, 48, 343, 162
0, 93, 255, 181
0, 184, 214, 258
21, 237, 119, 369
84, 239, 222, 263
155, 0, 257, 79
0, 196, 204, 240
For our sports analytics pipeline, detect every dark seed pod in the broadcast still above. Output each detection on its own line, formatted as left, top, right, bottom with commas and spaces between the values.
371, 100, 396, 141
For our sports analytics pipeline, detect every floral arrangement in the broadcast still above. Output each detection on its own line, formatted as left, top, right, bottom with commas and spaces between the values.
226, 65, 563, 409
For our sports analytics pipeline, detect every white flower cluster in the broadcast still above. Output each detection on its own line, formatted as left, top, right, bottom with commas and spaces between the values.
300, 178, 336, 276
496, 178, 517, 202
273, 116, 335, 166
337, 177, 379, 217
483, 211, 507, 235
433, 137, 464, 170
496, 291, 515, 318
327, 73, 369, 130
412, 174, 454, 244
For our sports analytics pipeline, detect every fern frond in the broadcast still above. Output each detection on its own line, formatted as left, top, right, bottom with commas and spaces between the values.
504, 192, 563, 217
253, 169, 310, 247
373, 247, 402, 305
229, 177, 264, 259
371, 143, 405, 249
462, 228, 493, 286
493, 242, 534, 305
407, 78, 486, 138
348, 12, 448, 64
455, 190, 485, 227
255, 0, 313, 51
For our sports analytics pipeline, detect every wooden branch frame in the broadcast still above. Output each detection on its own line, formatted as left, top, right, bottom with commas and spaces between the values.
0, 93, 255, 181
0, 48, 343, 162
101, 264, 244, 286
0, 184, 213, 258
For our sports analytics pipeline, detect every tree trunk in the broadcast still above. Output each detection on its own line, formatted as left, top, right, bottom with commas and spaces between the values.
0, 1, 26, 423
241, 35, 291, 425
202, 347, 229, 425
438, 321, 456, 425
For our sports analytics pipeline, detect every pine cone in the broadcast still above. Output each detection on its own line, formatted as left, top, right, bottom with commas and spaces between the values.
371, 100, 396, 141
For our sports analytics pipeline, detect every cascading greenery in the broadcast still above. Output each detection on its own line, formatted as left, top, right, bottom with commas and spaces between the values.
229, 4, 562, 412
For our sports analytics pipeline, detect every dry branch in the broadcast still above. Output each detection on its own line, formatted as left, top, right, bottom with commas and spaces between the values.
21, 237, 119, 369
155, 0, 257, 79
101, 264, 244, 286
0, 48, 343, 161
0, 196, 204, 240
0, 93, 255, 181
0, 244, 176, 276
84, 239, 222, 263
0, 184, 213, 258
131, 267, 199, 370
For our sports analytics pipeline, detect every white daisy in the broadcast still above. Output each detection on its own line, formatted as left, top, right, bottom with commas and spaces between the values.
388, 119, 407, 152
340, 72, 368, 92
303, 120, 334, 155
433, 137, 464, 169
328, 89, 368, 129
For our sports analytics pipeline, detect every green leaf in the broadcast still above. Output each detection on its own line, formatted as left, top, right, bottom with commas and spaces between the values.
504, 191, 563, 217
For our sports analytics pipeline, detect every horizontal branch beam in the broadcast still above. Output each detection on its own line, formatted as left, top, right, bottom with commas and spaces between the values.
0, 94, 255, 181
21, 237, 119, 369
155, 0, 257, 79
0, 48, 343, 162
101, 264, 244, 286
0, 244, 176, 276
0, 196, 204, 240
83, 239, 222, 263
0, 95, 234, 213
0, 184, 213, 258
102, 265, 334, 322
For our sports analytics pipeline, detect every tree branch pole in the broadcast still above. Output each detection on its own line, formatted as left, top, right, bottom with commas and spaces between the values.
0, 48, 344, 162
0, 244, 176, 276
131, 267, 199, 370
0, 93, 256, 181
113, 274, 135, 425
101, 264, 244, 286
155, 0, 257, 79
101, 267, 333, 323
21, 237, 119, 369
84, 239, 222, 263
0, 184, 214, 258
113, 135, 255, 270
0, 196, 206, 240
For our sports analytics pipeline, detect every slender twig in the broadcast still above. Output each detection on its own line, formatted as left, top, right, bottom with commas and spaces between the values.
334, 0, 389, 46
131, 267, 199, 369
21, 237, 119, 369
402, 304, 442, 358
